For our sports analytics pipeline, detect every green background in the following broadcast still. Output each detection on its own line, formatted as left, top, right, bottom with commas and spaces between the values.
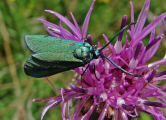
0, 0, 166, 120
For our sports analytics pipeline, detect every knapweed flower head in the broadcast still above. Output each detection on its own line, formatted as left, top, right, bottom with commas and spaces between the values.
33, 0, 166, 119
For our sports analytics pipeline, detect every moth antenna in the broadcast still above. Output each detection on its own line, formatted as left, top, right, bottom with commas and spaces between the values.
100, 54, 142, 77
99, 22, 136, 51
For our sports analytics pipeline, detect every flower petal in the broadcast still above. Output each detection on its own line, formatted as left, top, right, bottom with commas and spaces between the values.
134, 0, 150, 37
82, 0, 95, 39
133, 12, 166, 47
45, 10, 82, 40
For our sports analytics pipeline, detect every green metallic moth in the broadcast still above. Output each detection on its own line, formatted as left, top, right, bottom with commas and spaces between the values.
24, 23, 141, 78
24, 35, 99, 77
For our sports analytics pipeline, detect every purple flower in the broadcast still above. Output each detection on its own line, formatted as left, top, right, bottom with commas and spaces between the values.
33, 0, 166, 120
38, 0, 94, 42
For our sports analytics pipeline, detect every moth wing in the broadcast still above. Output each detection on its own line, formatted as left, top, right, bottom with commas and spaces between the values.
24, 52, 85, 78
24, 35, 83, 53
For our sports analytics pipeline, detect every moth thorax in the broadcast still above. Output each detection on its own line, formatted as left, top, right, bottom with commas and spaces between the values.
73, 46, 93, 62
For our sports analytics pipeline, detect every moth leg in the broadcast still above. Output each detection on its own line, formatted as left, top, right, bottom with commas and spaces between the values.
93, 65, 100, 81
88, 61, 100, 81
81, 64, 89, 88
80, 63, 100, 88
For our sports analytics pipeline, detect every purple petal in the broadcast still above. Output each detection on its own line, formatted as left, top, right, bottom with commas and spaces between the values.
112, 109, 118, 120
96, 96, 103, 103
148, 56, 166, 68
160, 84, 166, 91
70, 85, 88, 93
134, 0, 150, 37
133, 12, 166, 47
146, 36, 162, 51
159, 20, 165, 36
146, 68, 157, 83
70, 12, 82, 35
43, 25, 60, 37
58, 20, 78, 41
98, 103, 109, 120
119, 109, 128, 120
71, 97, 89, 118
143, 101, 166, 108
118, 15, 127, 41
144, 20, 165, 61
45, 10, 82, 40
148, 20, 165, 58
130, 1, 135, 36
122, 104, 135, 111
102, 34, 116, 55
149, 20, 155, 43
149, 75, 166, 82
45, 77, 60, 92
38, 18, 61, 34
89, 61, 95, 74
87, 34, 93, 45
156, 71, 166, 77
134, 42, 143, 60
140, 106, 164, 118
38, 18, 76, 38
142, 36, 162, 63
121, 89, 135, 98
61, 102, 67, 119
41, 99, 62, 120
139, 89, 157, 98
82, 0, 95, 39
59, 20, 67, 38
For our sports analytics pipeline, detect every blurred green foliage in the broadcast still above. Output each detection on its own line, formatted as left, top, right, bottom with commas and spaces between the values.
0, 0, 166, 120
